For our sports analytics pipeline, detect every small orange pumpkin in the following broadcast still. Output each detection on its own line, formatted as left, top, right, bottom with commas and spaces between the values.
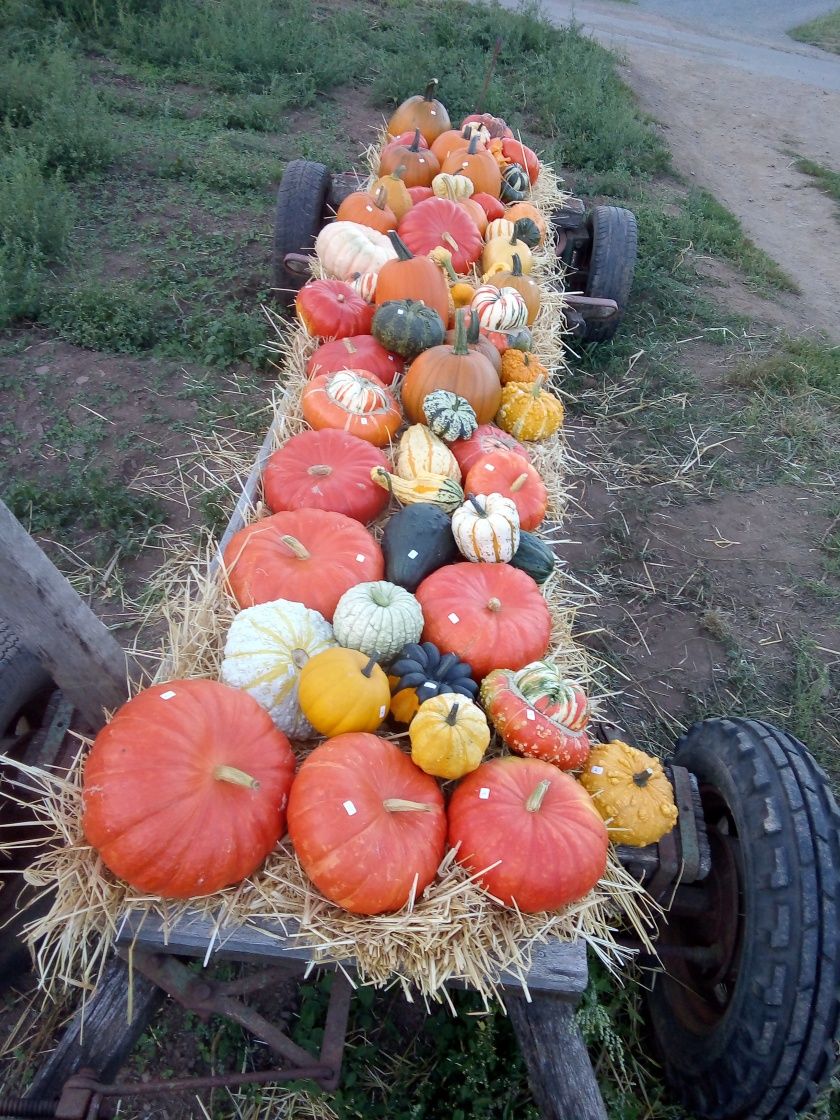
464, 448, 548, 530
378, 129, 441, 188
336, 186, 397, 234
441, 135, 502, 199
500, 350, 548, 385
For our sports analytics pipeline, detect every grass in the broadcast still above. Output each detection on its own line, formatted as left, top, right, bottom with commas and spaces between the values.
794, 155, 840, 216
789, 8, 840, 53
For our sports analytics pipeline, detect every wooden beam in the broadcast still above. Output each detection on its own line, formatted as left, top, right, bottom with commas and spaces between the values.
0, 500, 135, 727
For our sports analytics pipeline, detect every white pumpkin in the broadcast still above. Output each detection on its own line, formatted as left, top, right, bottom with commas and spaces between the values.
332, 581, 424, 662
315, 221, 397, 282
321, 369, 393, 415
432, 173, 474, 201
395, 424, 461, 483
220, 599, 336, 738
484, 218, 515, 244
469, 284, 528, 331
452, 493, 520, 563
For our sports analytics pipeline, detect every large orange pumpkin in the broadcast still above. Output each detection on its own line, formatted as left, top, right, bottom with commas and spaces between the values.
401, 310, 501, 426
301, 369, 402, 447
464, 449, 548, 530
287, 733, 446, 914
378, 129, 441, 188
374, 232, 450, 323
415, 562, 551, 680
441, 136, 502, 199
386, 79, 451, 144
335, 186, 397, 235
82, 680, 296, 899
223, 508, 383, 619
449, 423, 530, 475
447, 756, 608, 911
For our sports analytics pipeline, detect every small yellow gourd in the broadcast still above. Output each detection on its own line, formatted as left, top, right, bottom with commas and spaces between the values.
482, 233, 532, 276
579, 740, 679, 847
373, 165, 413, 222
371, 466, 464, 512
428, 247, 475, 309
396, 424, 461, 482
409, 692, 490, 779
432, 172, 474, 201
495, 377, 564, 441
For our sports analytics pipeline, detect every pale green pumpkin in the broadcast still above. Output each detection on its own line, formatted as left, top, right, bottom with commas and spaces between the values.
332, 581, 424, 662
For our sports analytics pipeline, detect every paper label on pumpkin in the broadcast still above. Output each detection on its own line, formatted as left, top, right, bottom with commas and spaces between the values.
590, 765, 604, 775
421, 681, 436, 690
343, 800, 358, 816
355, 554, 366, 563
448, 612, 460, 623
479, 787, 490, 800
379, 705, 387, 718
526, 709, 535, 721
484, 464, 495, 471
407, 549, 419, 559
160, 690, 176, 700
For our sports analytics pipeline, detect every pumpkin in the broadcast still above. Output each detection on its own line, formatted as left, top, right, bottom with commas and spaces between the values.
488, 254, 541, 326
306, 334, 404, 387
464, 449, 548, 531
444, 310, 501, 373
390, 639, 478, 723
472, 192, 506, 222
449, 422, 531, 474
480, 663, 590, 769
373, 166, 413, 222
381, 503, 459, 592
262, 429, 389, 523
401, 309, 501, 426
487, 135, 512, 172
423, 389, 478, 442
510, 530, 555, 584
332, 580, 424, 663
378, 128, 441, 188
220, 599, 336, 739
374, 232, 450, 324
371, 466, 464, 512
398, 197, 483, 276
298, 647, 391, 735
482, 233, 533, 277
430, 125, 474, 164
461, 112, 513, 140
409, 693, 489, 779
504, 202, 546, 244
296, 279, 374, 339
387, 79, 451, 144
511, 217, 541, 250
447, 756, 608, 911
372, 299, 446, 359
451, 492, 520, 563
315, 222, 396, 281
348, 271, 377, 302
460, 198, 488, 237
499, 349, 548, 385
82, 680, 296, 899
408, 185, 434, 205
301, 369, 401, 448
396, 424, 461, 483
441, 134, 502, 199
415, 562, 551, 680
580, 741, 679, 847
470, 285, 528, 332
484, 218, 515, 244
432, 172, 474, 201
500, 137, 540, 184
287, 733, 446, 914
500, 164, 530, 202
496, 377, 564, 441
223, 508, 383, 620
382, 129, 429, 154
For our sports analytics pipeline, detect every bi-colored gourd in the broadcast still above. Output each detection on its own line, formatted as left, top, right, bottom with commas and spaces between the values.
579, 740, 679, 847
423, 390, 478, 442
220, 599, 336, 739
451, 493, 520, 563
371, 466, 464, 512
480, 661, 591, 769
315, 222, 396, 282
396, 424, 461, 483
488, 255, 541, 326
447, 756, 608, 912
332, 581, 424, 663
373, 166, 413, 222
510, 530, 556, 584
82, 680, 296, 899
389, 640, 478, 723
298, 647, 391, 735
470, 285, 528, 332
409, 693, 489, 779
496, 377, 564, 441
301, 370, 402, 448
504, 201, 546, 244
432, 172, 474, 201
380, 503, 459, 592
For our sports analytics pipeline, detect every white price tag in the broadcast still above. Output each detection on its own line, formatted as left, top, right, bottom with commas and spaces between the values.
407, 549, 418, 559
448, 612, 460, 624
160, 690, 176, 701
590, 765, 604, 775
355, 554, 366, 563
379, 705, 387, 718
526, 709, 536, 721
343, 800, 357, 816
479, 787, 490, 800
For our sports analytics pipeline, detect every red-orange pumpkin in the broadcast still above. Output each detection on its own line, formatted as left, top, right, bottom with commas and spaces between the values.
82, 680, 296, 899
401, 310, 501, 425
296, 279, 374, 339
472, 193, 506, 222
262, 429, 389, 523
408, 185, 434, 205
441, 136, 502, 199
305, 334, 404, 386
464, 449, 548, 530
449, 423, 531, 475
447, 756, 608, 911
335, 186, 397, 234
430, 125, 474, 164
374, 232, 450, 323
415, 562, 551, 680
287, 733, 446, 914
378, 128, 441, 188
461, 112, 514, 140
381, 129, 430, 154
302, 369, 402, 447
500, 137, 540, 184
398, 197, 483, 276
223, 508, 383, 619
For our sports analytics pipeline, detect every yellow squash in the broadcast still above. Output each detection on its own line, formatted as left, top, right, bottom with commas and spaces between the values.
579, 740, 678, 847
495, 377, 564, 441
409, 692, 490, 779
371, 466, 464, 512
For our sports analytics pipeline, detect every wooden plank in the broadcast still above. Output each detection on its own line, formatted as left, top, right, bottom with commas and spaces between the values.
115, 911, 588, 998
504, 992, 608, 1120
25, 957, 162, 1102
0, 500, 135, 728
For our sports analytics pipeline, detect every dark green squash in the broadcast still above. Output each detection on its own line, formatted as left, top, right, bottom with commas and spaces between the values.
380, 502, 458, 592
512, 217, 541, 250
509, 530, 555, 584
389, 640, 478, 722
372, 300, 446, 359
500, 164, 529, 203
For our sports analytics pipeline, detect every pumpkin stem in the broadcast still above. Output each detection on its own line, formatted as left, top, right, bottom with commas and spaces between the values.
383, 798, 435, 813
467, 135, 480, 155
451, 309, 470, 356
214, 765, 260, 791
442, 231, 460, 253
511, 253, 523, 278
388, 230, 415, 261
487, 597, 502, 612
461, 124, 472, 139
633, 768, 655, 788
307, 464, 332, 476
525, 779, 551, 813
361, 652, 380, 678
391, 164, 408, 183
445, 701, 460, 726
409, 128, 423, 153
373, 185, 389, 211
423, 79, 439, 102
465, 310, 481, 345
369, 584, 392, 608
468, 493, 486, 516
280, 534, 311, 560
510, 472, 529, 492
291, 648, 309, 670
531, 376, 546, 395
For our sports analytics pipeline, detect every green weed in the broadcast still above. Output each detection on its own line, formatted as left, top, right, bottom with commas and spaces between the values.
794, 156, 840, 214
41, 279, 164, 352
789, 8, 840, 53
731, 337, 840, 394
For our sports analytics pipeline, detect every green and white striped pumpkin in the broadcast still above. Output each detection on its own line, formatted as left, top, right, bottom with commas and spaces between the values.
422, 390, 478, 442
220, 598, 336, 738
332, 581, 424, 662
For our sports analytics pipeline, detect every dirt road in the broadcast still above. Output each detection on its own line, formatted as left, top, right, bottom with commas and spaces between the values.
504, 0, 840, 338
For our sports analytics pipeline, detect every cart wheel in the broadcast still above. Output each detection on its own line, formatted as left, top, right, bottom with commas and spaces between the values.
581, 205, 637, 343
646, 717, 840, 1120
272, 159, 332, 307
0, 618, 52, 746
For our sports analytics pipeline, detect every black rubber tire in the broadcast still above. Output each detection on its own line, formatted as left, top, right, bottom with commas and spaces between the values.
581, 204, 637, 343
647, 717, 840, 1120
0, 618, 52, 740
272, 159, 332, 308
